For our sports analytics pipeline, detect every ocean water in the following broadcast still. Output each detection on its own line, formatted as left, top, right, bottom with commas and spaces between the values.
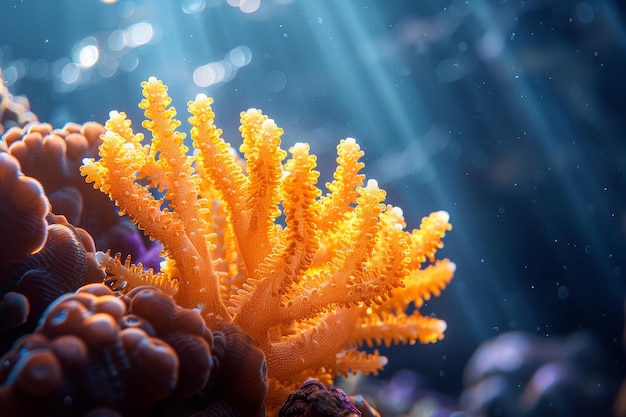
2, 1, 625, 415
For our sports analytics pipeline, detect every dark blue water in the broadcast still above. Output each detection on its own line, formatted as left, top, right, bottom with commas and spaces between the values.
2, 0, 625, 406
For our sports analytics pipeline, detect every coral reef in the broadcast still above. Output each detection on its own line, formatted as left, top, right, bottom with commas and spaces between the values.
1, 72, 454, 416
80, 77, 454, 412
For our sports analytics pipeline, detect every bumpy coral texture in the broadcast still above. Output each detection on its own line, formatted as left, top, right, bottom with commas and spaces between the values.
2, 121, 161, 270
0, 283, 268, 417
0, 152, 103, 352
278, 380, 360, 417
81, 77, 455, 413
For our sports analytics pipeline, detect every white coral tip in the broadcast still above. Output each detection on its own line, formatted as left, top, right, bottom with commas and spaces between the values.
379, 355, 389, 366
365, 179, 379, 190
434, 210, 450, 223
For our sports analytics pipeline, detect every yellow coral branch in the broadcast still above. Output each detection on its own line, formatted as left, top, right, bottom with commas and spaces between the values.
334, 348, 388, 377
95, 250, 178, 296
409, 210, 453, 267
238, 109, 287, 273
82, 78, 455, 413
353, 309, 448, 347
388, 258, 456, 313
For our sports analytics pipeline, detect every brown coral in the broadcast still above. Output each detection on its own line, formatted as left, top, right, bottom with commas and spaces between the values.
0, 152, 49, 268
0, 283, 268, 417
2, 120, 161, 269
0, 150, 105, 351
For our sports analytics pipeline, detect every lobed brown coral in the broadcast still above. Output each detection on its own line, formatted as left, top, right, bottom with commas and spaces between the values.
0, 283, 268, 417
1, 120, 160, 268
0, 152, 104, 351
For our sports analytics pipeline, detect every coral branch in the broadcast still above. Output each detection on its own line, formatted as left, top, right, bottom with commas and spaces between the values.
79, 78, 454, 413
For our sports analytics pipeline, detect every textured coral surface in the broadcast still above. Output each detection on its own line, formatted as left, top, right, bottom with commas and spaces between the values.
81, 78, 454, 412
1, 75, 454, 417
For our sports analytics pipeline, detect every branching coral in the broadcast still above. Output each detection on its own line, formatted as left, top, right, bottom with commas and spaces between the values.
81, 77, 455, 413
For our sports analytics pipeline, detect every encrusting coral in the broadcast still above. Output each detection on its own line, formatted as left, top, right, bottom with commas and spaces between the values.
81, 77, 455, 413
0, 282, 268, 417
0, 152, 104, 352
2, 120, 162, 271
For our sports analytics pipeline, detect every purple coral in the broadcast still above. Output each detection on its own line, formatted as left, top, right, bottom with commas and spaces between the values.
279, 380, 362, 417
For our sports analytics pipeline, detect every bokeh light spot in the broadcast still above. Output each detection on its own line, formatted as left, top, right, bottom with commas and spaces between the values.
476, 32, 504, 60
182, 0, 206, 14
78, 45, 100, 69
30, 59, 48, 79
229, 45, 252, 67
228, 0, 260, 13
108, 30, 127, 51
193, 64, 218, 87
240, 0, 261, 13
127, 22, 154, 47
61, 63, 80, 84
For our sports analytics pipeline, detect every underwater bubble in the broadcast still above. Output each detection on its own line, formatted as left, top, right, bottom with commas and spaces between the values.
557, 285, 569, 300
265, 70, 287, 92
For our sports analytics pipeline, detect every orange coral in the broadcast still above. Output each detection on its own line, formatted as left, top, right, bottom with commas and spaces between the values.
81, 77, 454, 413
